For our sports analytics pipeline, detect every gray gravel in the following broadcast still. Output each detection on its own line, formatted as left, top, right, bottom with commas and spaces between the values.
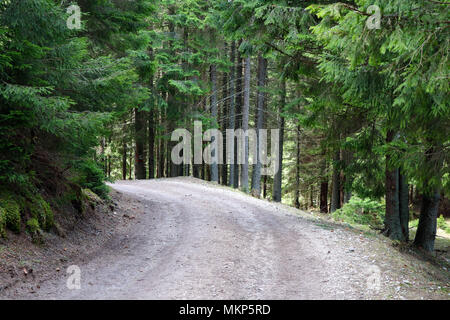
16, 177, 449, 300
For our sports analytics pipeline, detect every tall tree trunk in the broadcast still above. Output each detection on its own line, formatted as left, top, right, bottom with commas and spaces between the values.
157, 131, 164, 178
414, 191, 440, 251
157, 99, 165, 178
221, 63, 228, 186
330, 151, 341, 213
413, 146, 443, 251
320, 159, 329, 213
135, 108, 147, 180
148, 50, 156, 180
210, 64, 219, 183
122, 138, 127, 180
233, 41, 243, 189
294, 125, 301, 209
272, 78, 286, 202
384, 130, 403, 240
240, 56, 251, 192
129, 148, 133, 180
342, 150, 353, 203
399, 170, 409, 240
229, 41, 237, 188
148, 109, 155, 180
251, 55, 267, 198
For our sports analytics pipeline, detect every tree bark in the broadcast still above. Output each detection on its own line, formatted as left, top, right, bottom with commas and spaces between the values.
414, 191, 440, 251
148, 108, 155, 179
210, 64, 219, 183
229, 41, 237, 188
122, 138, 127, 180
233, 41, 243, 189
320, 159, 329, 213
294, 125, 301, 209
251, 55, 267, 198
342, 150, 353, 203
221, 62, 228, 185
413, 146, 443, 251
272, 78, 286, 203
384, 130, 404, 240
135, 107, 147, 180
240, 56, 251, 192
330, 151, 341, 213
399, 170, 410, 240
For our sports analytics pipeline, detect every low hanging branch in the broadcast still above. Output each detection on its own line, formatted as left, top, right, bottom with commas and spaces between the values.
336, 2, 370, 17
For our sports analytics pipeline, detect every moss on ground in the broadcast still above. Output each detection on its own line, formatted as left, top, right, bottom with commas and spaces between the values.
29, 195, 54, 231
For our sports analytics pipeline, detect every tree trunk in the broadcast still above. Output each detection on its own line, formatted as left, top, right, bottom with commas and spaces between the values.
272, 78, 286, 202
414, 191, 440, 251
384, 130, 404, 240
251, 55, 267, 198
330, 151, 341, 212
148, 108, 155, 179
210, 64, 219, 183
263, 175, 268, 199
342, 150, 353, 203
233, 41, 243, 189
129, 148, 133, 180
122, 139, 127, 180
320, 159, 328, 213
413, 146, 443, 251
399, 170, 410, 240
135, 107, 147, 180
240, 56, 251, 192
229, 41, 237, 188
221, 63, 228, 186
294, 124, 301, 209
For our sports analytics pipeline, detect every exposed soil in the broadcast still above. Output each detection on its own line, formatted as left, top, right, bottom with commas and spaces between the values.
1, 177, 449, 299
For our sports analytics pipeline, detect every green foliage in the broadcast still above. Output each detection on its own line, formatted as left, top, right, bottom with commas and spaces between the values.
29, 196, 54, 232
410, 219, 419, 229
0, 207, 6, 238
437, 215, 450, 234
26, 217, 43, 244
26, 218, 40, 234
74, 161, 110, 199
332, 197, 385, 229
0, 198, 21, 233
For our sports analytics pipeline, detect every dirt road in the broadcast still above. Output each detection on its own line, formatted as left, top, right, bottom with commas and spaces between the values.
14, 178, 449, 299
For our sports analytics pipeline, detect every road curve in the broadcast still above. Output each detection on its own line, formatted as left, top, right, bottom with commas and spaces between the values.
21, 178, 390, 299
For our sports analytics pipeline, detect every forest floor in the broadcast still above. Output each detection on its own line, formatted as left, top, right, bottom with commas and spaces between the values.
0, 177, 449, 299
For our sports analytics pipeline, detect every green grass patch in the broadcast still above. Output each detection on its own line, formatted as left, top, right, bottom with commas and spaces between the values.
331, 196, 385, 230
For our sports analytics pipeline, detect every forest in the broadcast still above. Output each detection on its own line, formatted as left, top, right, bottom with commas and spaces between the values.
0, 0, 448, 259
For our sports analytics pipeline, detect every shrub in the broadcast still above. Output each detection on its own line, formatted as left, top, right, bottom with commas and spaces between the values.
0, 207, 6, 238
0, 198, 21, 233
26, 217, 43, 244
26, 218, 40, 233
74, 160, 109, 199
29, 196, 54, 231
332, 196, 385, 229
